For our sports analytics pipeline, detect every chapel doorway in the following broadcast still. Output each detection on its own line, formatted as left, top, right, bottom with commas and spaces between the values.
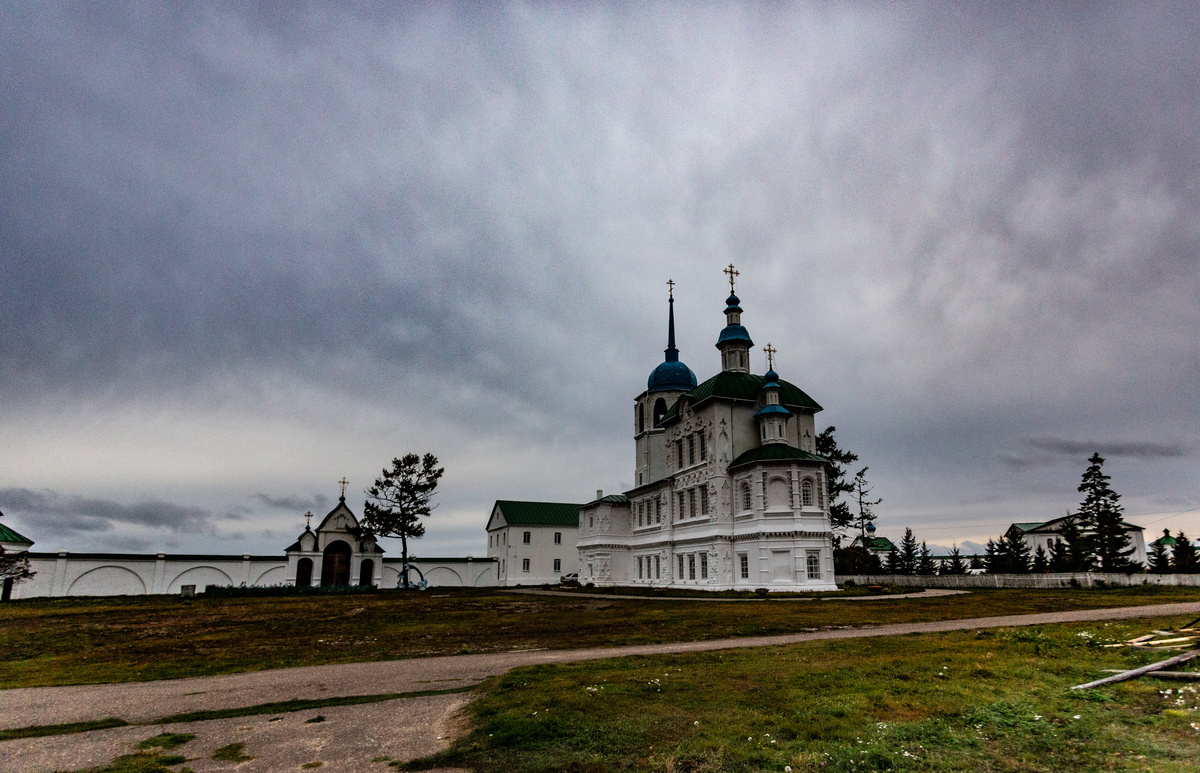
359, 559, 375, 588
295, 557, 313, 588
321, 541, 352, 587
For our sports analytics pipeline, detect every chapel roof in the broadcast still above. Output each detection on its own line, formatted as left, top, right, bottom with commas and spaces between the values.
1022, 514, 1144, 534
0, 520, 33, 545
492, 500, 582, 527
659, 371, 822, 425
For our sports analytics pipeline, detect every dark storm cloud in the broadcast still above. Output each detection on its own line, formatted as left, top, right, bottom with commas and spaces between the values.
999, 437, 1190, 469
0, 488, 217, 534
252, 493, 329, 512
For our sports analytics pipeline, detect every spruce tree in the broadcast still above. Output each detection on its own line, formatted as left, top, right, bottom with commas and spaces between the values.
1078, 453, 1136, 571
1032, 545, 1049, 573
968, 554, 984, 572
1056, 515, 1094, 572
1173, 532, 1199, 574
985, 539, 1003, 573
895, 527, 919, 575
1004, 532, 1032, 573
884, 546, 900, 574
917, 541, 937, 575
1048, 537, 1068, 572
944, 545, 967, 575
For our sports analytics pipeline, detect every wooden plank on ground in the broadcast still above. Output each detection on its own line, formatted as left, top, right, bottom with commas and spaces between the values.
1072, 649, 1200, 690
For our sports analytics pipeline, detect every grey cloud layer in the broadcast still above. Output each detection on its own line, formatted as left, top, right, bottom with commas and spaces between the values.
2, 3, 1198, 550
0, 488, 218, 534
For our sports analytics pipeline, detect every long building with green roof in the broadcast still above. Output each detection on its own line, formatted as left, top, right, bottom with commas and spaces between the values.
577, 268, 837, 591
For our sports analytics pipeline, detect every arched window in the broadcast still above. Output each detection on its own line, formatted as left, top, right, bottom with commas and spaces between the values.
638, 403, 645, 433
801, 479, 814, 507
653, 398, 668, 426
741, 482, 752, 511
295, 557, 313, 588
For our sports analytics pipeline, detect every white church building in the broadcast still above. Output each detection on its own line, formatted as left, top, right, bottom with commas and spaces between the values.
577, 267, 837, 591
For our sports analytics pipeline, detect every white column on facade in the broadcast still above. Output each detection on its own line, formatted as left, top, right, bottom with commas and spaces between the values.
53, 551, 69, 596
152, 553, 167, 593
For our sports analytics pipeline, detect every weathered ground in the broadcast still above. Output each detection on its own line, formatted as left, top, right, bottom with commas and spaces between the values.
3, 600, 1199, 772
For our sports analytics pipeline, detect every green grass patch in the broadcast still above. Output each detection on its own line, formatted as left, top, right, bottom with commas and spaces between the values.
54, 751, 191, 773
0, 717, 128, 741
401, 614, 1200, 773
1, 585, 1196, 688
211, 742, 253, 762
136, 732, 195, 750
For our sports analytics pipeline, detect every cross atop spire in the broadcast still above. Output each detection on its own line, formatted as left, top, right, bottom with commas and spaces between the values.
338, 477, 349, 498
763, 343, 776, 371
666, 278, 675, 300
304, 510, 313, 529
724, 263, 739, 293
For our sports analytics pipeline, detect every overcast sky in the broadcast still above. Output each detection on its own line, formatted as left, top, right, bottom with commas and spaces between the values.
2, 2, 1198, 559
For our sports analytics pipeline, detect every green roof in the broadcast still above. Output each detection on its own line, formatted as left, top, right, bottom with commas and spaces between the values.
1009, 522, 1045, 534
728, 444, 827, 470
494, 500, 581, 526
0, 521, 33, 545
660, 371, 821, 425
860, 536, 896, 552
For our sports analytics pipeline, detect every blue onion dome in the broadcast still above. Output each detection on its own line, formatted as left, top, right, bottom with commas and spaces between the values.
754, 403, 791, 417
725, 294, 742, 313
717, 323, 752, 344
761, 369, 780, 388
648, 359, 698, 392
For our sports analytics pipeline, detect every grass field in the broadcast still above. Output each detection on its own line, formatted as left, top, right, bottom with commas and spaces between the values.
1, 585, 1197, 688
403, 614, 1200, 773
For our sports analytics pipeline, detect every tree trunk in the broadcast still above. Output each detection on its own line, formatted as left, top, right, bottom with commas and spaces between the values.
401, 534, 409, 589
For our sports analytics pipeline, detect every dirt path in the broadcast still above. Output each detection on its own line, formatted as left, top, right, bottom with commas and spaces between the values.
4, 599, 1199, 772
508, 587, 967, 602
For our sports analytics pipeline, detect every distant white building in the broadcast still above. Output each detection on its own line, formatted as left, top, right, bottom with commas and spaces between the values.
485, 500, 580, 586
577, 270, 837, 591
1007, 515, 1148, 567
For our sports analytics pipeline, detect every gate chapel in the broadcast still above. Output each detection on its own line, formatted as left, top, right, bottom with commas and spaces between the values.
577, 266, 837, 591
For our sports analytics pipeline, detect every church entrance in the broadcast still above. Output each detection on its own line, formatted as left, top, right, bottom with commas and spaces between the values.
321, 541, 352, 587
359, 559, 375, 588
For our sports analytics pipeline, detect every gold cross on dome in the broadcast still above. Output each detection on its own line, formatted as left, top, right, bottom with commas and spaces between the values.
305, 510, 313, 529
763, 343, 776, 370
338, 477, 349, 498
724, 263, 739, 293
666, 278, 675, 299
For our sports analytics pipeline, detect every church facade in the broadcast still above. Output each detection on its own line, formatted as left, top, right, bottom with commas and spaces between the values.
577, 268, 837, 591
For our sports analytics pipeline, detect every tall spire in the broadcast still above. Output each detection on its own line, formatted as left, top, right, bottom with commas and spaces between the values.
665, 278, 678, 362
647, 279, 697, 393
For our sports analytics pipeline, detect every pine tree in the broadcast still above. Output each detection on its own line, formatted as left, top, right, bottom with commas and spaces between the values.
816, 427, 859, 536
968, 554, 984, 572
943, 545, 967, 575
362, 452, 445, 589
1173, 532, 1199, 574
985, 539, 1003, 573
917, 541, 937, 576
894, 527, 919, 575
850, 468, 882, 541
1032, 545, 1049, 573
1078, 453, 1136, 571
1004, 532, 1032, 573
1056, 515, 1094, 572
883, 546, 900, 574
1048, 537, 1068, 572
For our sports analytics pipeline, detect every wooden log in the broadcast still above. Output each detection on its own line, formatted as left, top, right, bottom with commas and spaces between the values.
1072, 649, 1200, 690
1102, 669, 1200, 681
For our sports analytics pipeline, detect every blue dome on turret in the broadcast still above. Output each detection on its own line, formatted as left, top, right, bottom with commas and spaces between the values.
717, 324, 752, 344
648, 360, 698, 392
